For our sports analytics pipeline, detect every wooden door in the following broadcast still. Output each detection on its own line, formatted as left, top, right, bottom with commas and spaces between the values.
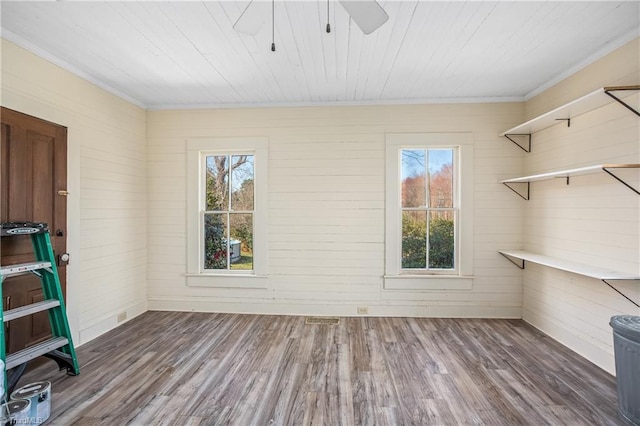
1, 107, 67, 354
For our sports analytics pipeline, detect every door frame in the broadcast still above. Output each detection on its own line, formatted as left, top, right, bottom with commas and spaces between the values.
1, 106, 70, 349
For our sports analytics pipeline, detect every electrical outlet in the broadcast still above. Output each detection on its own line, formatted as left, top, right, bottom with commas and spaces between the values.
357, 307, 368, 315
117, 311, 127, 323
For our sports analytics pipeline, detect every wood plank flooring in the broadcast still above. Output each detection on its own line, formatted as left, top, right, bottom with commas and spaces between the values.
18, 312, 623, 425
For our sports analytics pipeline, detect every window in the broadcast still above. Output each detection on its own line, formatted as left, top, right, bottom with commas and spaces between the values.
385, 133, 473, 290
203, 154, 255, 271
401, 148, 456, 271
186, 138, 268, 288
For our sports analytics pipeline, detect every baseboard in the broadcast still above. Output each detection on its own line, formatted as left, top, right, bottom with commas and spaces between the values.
78, 300, 147, 346
522, 310, 615, 375
147, 297, 521, 319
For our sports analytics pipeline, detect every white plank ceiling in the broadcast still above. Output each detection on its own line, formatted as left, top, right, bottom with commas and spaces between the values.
1, 1, 638, 109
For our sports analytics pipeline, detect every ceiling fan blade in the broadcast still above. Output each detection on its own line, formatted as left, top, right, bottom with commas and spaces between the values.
339, 0, 389, 35
233, 0, 269, 36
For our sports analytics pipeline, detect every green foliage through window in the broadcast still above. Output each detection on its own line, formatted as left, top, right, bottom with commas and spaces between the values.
203, 154, 254, 270
401, 148, 455, 270
204, 214, 227, 270
402, 215, 454, 269
427, 218, 454, 268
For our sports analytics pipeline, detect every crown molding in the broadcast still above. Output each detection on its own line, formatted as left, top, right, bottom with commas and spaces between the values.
2, 31, 147, 109
525, 29, 639, 101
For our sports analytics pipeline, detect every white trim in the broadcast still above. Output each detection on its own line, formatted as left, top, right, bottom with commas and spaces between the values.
66, 126, 82, 346
186, 137, 269, 288
524, 28, 640, 101
147, 96, 524, 111
383, 275, 473, 291
384, 133, 474, 290
2, 30, 148, 109
522, 316, 615, 376
147, 297, 520, 319
78, 300, 147, 346
186, 274, 269, 289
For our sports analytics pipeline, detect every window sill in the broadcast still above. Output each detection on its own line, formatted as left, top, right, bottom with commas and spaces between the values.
383, 275, 473, 291
186, 273, 269, 289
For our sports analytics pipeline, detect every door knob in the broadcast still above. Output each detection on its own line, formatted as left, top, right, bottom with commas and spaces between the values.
58, 253, 70, 265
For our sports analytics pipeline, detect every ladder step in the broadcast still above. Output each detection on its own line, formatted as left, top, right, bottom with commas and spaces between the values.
6, 336, 69, 370
0, 261, 52, 277
0, 222, 49, 237
4, 299, 61, 322
0, 226, 80, 387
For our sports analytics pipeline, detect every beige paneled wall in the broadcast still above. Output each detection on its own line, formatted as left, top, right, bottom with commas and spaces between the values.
147, 103, 525, 318
521, 37, 640, 374
1, 39, 148, 345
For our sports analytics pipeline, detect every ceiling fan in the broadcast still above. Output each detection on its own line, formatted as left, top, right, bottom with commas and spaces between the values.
233, 0, 389, 50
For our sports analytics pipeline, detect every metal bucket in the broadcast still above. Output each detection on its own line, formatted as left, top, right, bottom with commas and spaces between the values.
10, 381, 51, 424
4, 399, 31, 424
0, 360, 4, 400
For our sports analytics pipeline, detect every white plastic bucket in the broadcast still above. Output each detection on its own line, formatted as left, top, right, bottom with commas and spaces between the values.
5, 399, 31, 424
10, 381, 51, 424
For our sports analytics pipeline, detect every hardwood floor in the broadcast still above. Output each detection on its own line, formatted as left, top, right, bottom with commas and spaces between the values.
18, 312, 623, 425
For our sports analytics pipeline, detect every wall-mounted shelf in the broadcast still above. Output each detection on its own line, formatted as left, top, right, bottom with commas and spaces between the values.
499, 250, 640, 308
500, 85, 640, 152
499, 164, 640, 200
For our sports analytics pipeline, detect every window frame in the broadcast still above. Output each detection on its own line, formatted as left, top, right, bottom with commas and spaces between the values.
186, 138, 268, 288
384, 133, 474, 291
201, 153, 256, 273
400, 147, 459, 274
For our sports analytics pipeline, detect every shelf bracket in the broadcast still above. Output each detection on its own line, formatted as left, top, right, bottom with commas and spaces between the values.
499, 252, 525, 269
555, 118, 571, 127
504, 134, 531, 153
604, 87, 640, 117
502, 182, 530, 200
602, 279, 640, 308
602, 167, 640, 195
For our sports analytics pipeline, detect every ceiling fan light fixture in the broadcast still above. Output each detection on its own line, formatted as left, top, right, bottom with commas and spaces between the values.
271, 0, 276, 52
339, 0, 389, 35
326, 0, 331, 33
232, 0, 268, 35
232, 0, 390, 52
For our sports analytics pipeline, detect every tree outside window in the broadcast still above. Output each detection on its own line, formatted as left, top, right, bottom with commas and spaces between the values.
203, 154, 254, 271
401, 149, 455, 270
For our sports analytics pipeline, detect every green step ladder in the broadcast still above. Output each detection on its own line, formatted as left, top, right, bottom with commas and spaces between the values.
0, 222, 80, 394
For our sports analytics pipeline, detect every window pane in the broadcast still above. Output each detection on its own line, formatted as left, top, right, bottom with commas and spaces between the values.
401, 150, 426, 208
402, 210, 427, 269
428, 149, 454, 208
206, 155, 229, 211
230, 213, 253, 270
231, 155, 254, 211
204, 213, 228, 270
428, 210, 454, 269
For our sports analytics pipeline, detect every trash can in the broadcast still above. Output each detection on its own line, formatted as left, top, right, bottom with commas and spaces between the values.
610, 315, 640, 425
